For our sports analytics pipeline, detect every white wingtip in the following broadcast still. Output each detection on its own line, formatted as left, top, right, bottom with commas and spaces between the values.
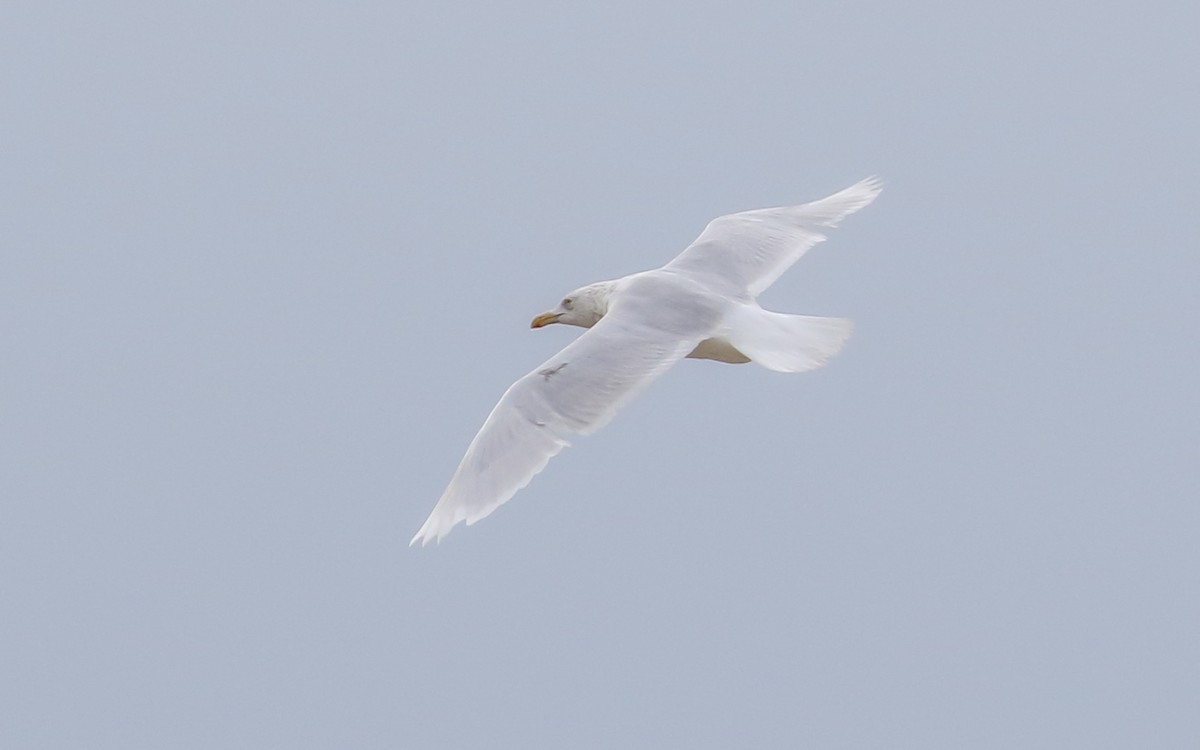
409, 525, 434, 547
802, 176, 882, 227
409, 510, 456, 547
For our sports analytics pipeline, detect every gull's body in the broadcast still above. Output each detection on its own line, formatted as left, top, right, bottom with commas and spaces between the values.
412, 178, 881, 545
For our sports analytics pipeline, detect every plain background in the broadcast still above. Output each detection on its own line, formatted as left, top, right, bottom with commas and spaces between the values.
3, 2, 1197, 747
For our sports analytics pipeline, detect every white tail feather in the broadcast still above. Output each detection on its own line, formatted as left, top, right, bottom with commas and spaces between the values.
727, 305, 853, 373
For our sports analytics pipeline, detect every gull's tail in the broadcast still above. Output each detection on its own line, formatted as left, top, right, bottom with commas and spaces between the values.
726, 305, 853, 373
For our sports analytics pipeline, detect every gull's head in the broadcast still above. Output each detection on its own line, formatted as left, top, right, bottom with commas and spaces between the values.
531, 280, 617, 330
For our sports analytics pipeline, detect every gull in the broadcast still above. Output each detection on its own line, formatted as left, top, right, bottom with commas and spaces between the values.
412, 177, 880, 545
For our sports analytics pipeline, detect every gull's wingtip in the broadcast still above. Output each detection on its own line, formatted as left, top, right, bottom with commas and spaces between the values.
410, 503, 470, 547
843, 175, 883, 201
409, 514, 449, 547
801, 175, 883, 227
410, 528, 445, 548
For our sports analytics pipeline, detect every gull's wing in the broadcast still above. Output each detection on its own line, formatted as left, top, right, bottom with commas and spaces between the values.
412, 287, 712, 545
664, 177, 881, 297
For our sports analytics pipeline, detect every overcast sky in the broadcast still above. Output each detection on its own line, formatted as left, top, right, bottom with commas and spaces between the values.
3, 2, 1197, 748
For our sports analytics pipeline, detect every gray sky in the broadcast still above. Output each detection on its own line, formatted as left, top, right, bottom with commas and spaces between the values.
3, 1, 1197, 748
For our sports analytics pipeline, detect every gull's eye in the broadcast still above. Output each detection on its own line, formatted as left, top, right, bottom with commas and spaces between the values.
562, 297, 574, 309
